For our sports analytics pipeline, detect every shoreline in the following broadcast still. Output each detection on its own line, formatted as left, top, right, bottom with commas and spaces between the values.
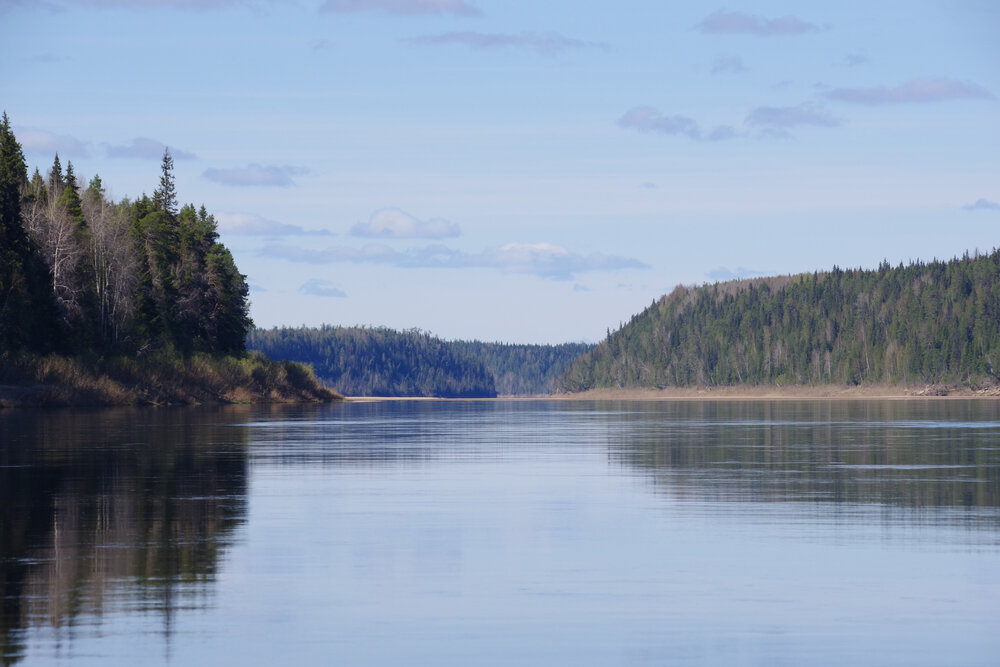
345, 383, 1000, 402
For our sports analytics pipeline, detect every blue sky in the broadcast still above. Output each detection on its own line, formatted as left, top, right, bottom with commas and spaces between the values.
2, 0, 997, 343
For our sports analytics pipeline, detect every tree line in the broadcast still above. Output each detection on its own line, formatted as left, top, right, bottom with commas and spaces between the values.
247, 326, 591, 397
0, 113, 251, 358
558, 252, 1000, 391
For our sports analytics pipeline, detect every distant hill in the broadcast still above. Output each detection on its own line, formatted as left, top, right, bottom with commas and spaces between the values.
247, 326, 591, 397
449, 340, 592, 395
558, 251, 1000, 392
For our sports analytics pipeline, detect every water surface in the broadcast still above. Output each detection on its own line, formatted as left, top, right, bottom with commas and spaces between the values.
2, 400, 998, 665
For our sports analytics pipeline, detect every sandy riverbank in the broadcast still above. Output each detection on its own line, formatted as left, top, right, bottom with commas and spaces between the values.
548, 384, 1000, 401
343, 383, 1000, 402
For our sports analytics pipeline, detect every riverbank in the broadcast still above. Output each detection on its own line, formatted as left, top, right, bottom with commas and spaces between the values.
550, 383, 1000, 401
0, 352, 342, 408
343, 383, 1000, 402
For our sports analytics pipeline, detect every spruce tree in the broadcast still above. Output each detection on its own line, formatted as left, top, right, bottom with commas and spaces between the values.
0, 112, 60, 352
152, 149, 177, 217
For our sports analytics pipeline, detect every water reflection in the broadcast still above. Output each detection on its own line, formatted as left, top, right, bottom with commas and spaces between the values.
0, 407, 252, 665
598, 400, 1000, 525
3, 399, 999, 665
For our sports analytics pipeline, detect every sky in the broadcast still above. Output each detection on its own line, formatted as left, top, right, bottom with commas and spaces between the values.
2, 0, 997, 344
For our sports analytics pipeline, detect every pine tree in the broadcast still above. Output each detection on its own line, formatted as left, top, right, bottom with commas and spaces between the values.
152, 149, 177, 217
0, 112, 60, 352
59, 160, 86, 229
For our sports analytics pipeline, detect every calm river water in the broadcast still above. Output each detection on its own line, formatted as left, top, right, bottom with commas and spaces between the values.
2, 399, 998, 665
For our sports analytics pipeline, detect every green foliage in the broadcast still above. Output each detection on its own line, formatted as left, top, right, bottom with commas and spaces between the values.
449, 340, 592, 395
558, 252, 1000, 391
0, 116, 252, 358
0, 112, 60, 353
247, 326, 592, 397
247, 326, 498, 397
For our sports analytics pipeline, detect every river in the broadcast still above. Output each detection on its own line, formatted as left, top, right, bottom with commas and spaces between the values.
2, 399, 998, 665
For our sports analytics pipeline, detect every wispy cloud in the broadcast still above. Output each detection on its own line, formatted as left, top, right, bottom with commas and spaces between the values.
16, 127, 89, 157
6, 0, 263, 9
745, 105, 840, 136
408, 31, 610, 55
707, 266, 767, 282
203, 164, 307, 187
618, 106, 735, 142
697, 9, 821, 37
320, 0, 480, 16
827, 77, 994, 105
261, 241, 648, 281
216, 212, 331, 236
351, 208, 460, 239
711, 54, 746, 74
106, 137, 196, 160
299, 279, 347, 298
843, 53, 868, 67
962, 198, 1000, 212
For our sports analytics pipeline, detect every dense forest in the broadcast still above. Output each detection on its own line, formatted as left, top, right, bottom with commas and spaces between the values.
449, 340, 591, 395
0, 114, 333, 405
247, 326, 590, 397
558, 252, 1000, 392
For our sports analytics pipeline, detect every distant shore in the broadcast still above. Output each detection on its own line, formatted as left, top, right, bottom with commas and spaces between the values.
546, 384, 1000, 401
344, 383, 1000, 402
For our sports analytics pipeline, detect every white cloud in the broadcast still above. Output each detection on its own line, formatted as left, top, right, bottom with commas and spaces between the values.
618, 106, 735, 142
203, 164, 307, 187
697, 10, 821, 37
827, 78, 994, 105
106, 137, 196, 160
261, 241, 648, 281
216, 212, 331, 236
299, 279, 347, 298
962, 198, 1000, 212
408, 31, 610, 55
320, 0, 480, 16
16, 127, 89, 157
351, 208, 460, 239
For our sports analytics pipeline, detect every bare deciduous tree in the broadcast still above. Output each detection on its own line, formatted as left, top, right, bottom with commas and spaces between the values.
82, 185, 137, 347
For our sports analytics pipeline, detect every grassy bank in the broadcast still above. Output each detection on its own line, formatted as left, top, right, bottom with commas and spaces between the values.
0, 350, 341, 407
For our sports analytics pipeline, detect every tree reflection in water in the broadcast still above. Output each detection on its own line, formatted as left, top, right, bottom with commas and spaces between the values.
0, 406, 251, 665
606, 400, 1000, 514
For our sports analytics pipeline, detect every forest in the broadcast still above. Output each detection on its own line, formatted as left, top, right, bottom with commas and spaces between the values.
0, 114, 333, 405
558, 252, 1000, 392
247, 326, 590, 397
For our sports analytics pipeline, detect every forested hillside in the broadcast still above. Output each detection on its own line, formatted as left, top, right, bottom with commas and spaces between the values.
449, 340, 591, 395
0, 114, 333, 405
558, 252, 1000, 392
247, 327, 591, 397
247, 326, 497, 397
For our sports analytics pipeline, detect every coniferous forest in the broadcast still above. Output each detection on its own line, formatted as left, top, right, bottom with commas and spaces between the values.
558, 252, 1000, 392
247, 326, 590, 397
6, 111, 1000, 401
0, 114, 334, 405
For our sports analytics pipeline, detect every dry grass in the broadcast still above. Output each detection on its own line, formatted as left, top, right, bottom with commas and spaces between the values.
0, 351, 341, 408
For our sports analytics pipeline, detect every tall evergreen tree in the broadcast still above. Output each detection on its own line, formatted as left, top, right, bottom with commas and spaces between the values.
59, 161, 86, 228
0, 112, 59, 352
152, 149, 177, 217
